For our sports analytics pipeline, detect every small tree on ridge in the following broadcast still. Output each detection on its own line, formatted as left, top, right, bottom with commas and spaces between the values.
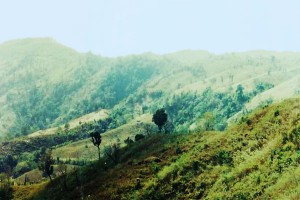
152, 109, 168, 133
38, 150, 54, 183
90, 130, 102, 160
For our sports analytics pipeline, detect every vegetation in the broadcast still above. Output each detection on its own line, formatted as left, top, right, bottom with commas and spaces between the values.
1, 39, 300, 199
89, 130, 102, 160
0, 173, 13, 200
152, 109, 168, 133
37, 150, 54, 183
1, 39, 299, 139
11, 98, 299, 200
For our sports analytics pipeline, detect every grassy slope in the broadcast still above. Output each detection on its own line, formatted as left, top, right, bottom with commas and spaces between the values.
0, 109, 109, 159
52, 114, 152, 161
5, 113, 152, 188
28, 109, 109, 138
14, 97, 300, 200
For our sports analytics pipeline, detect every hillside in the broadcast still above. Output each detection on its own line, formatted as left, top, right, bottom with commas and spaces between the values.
52, 114, 152, 161
27, 109, 109, 138
1, 38, 300, 199
12, 97, 300, 199
1, 38, 300, 138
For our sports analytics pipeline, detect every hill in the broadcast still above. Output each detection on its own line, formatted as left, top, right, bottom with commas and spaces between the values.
1, 38, 300, 199
1, 38, 300, 138
13, 97, 300, 199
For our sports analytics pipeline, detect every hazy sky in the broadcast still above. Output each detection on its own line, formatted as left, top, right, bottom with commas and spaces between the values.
1, 0, 300, 56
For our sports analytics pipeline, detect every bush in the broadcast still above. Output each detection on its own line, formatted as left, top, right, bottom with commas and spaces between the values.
135, 134, 145, 142
124, 137, 134, 145
274, 110, 280, 117
212, 150, 233, 166
13, 161, 31, 177
104, 143, 121, 164
0, 174, 13, 200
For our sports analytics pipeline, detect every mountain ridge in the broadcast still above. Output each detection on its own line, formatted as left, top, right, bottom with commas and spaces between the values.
1, 38, 300, 138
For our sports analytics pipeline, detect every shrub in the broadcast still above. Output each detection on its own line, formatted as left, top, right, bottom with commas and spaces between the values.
124, 137, 134, 145
104, 143, 121, 164
274, 110, 280, 117
13, 161, 31, 177
135, 134, 145, 142
212, 150, 233, 166
0, 173, 13, 200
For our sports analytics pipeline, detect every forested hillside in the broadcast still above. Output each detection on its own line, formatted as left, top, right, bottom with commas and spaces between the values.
1, 38, 300, 200
1, 38, 300, 139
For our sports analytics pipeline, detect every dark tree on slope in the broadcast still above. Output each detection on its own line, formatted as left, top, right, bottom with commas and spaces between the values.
104, 143, 120, 164
38, 150, 54, 183
152, 109, 168, 133
0, 173, 13, 200
0, 155, 17, 174
236, 84, 247, 104
90, 130, 102, 160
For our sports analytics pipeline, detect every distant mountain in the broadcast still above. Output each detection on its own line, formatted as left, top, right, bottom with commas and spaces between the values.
1, 38, 300, 138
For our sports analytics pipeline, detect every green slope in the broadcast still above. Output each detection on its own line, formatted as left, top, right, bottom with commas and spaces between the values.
14, 97, 300, 200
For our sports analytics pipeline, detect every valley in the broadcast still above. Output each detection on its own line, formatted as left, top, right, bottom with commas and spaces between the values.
0, 39, 300, 199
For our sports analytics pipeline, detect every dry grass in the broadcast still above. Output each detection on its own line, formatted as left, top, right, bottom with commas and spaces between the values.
28, 109, 109, 138
52, 114, 152, 161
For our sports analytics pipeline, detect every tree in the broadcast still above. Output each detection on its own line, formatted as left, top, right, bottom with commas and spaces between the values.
0, 173, 13, 200
57, 163, 68, 190
64, 123, 70, 132
34, 147, 46, 164
152, 109, 168, 133
236, 84, 246, 104
203, 112, 215, 131
135, 134, 145, 141
140, 123, 157, 136
104, 143, 120, 164
0, 155, 17, 174
163, 121, 175, 134
124, 137, 134, 145
90, 130, 102, 160
38, 150, 54, 183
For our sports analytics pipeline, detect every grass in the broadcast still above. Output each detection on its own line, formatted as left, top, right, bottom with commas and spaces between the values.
10, 98, 300, 200
13, 182, 47, 200
17, 134, 179, 200
52, 114, 152, 161
28, 109, 109, 138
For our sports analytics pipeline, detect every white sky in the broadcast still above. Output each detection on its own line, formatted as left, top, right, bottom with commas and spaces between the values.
0, 0, 300, 56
